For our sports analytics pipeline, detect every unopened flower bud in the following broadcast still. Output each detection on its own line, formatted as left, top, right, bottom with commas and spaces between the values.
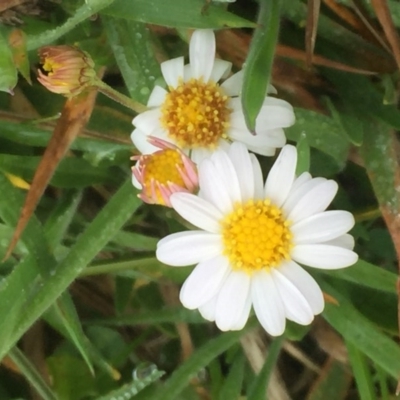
132, 137, 198, 207
37, 45, 96, 96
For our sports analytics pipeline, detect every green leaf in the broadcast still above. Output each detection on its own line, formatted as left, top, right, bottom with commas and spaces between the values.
0, 155, 117, 188
103, 18, 161, 104
0, 29, 18, 93
44, 190, 82, 251
45, 294, 95, 375
93, 307, 205, 326
26, 0, 116, 50
218, 352, 245, 400
47, 355, 96, 400
158, 322, 257, 400
306, 360, 350, 400
0, 179, 142, 361
101, 0, 255, 28
296, 133, 310, 174
359, 119, 400, 213
97, 366, 165, 400
315, 259, 396, 294
0, 120, 131, 154
241, 0, 281, 132
8, 347, 57, 400
321, 281, 400, 379
247, 336, 284, 400
324, 96, 364, 146
286, 108, 350, 169
346, 341, 376, 400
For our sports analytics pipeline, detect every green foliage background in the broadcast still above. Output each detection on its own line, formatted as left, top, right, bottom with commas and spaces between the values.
0, 0, 399, 399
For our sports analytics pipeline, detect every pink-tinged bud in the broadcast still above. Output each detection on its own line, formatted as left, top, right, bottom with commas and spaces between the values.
132, 138, 198, 207
37, 45, 96, 96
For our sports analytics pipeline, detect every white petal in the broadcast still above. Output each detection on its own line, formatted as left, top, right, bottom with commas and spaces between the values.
291, 172, 312, 192
255, 99, 295, 130
198, 158, 234, 213
228, 97, 241, 111
323, 234, 355, 250
198, 295, 217, 321
251, 271, 286, 336
282, 177, 326, 216
147, 86, 168, 107
183, 63, 192, 81
228, 127, 286, 152
210, 149, 242, 203
131, 167, 142, 189
246, 144, 277, 157
189, 29, 215, 82
210, 59, 232, 82
292, 244, 358, 269
268, 84, 277, 94
292, 211, 355, 244
221, 70, 243, 96
287, 180, 338, 223
132, 108, 162, 134
215, 271, 251, 331
277, 261, 324, 314
217, 138, 231, 152
264, 145, 297, 208
170, 192, 223, 233
156, 231, 222, 266
228, 142, 254, 201
271, 268, 314, 325
190, 147, 214, 164
250, 154, 264, 200
131, 128, 159, 154
231, 292, 252, 330
161, 56, 184, 88
180, 255, 230, 309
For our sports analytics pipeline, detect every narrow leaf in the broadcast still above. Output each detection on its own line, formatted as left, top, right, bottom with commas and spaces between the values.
159, 322, 257, 400
8, 347, 57, 400
346, 340, 376, 400
103, 17, 161, 104
0, 179, 142, 360
0, 29, 17, 93
321, 281, 400, 379
247, 336, 284, 400
241, 0, 282, 132
101, 0, 255, 28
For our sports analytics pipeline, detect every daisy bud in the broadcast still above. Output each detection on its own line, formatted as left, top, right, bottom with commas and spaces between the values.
132, 138, 198, 207
37, 45, 96, 96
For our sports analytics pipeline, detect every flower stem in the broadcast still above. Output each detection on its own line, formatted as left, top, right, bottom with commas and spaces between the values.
93, 79, 148, 114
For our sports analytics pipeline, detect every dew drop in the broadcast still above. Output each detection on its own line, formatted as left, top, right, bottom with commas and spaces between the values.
132, 362, 157, 380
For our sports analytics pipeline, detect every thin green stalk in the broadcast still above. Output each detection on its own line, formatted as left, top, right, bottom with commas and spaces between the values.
346, 340, 376, 400
27, 0, 116, 50
8, 347, 58, 400
94, 79, 148, 114
80, 257, 160, 277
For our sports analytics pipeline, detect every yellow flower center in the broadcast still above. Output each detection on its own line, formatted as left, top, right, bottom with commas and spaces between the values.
142, 149, 186, 203
221, 199, 293, 274
160, 79, 231, 149
42, 59, 58, 75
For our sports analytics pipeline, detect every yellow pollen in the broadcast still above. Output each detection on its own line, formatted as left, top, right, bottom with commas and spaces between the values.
160, 78, 231, 149
221, 199, 293, 274
142, 149, 186, 203
42, 59, 58, 75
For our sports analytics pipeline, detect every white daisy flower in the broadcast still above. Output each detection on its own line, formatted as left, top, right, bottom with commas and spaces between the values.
131, 29, 295, 164
156, 143, 358, 335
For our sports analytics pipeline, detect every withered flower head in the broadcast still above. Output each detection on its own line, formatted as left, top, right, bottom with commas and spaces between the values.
37, 45, 96, 96
132, 137, 199, 207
